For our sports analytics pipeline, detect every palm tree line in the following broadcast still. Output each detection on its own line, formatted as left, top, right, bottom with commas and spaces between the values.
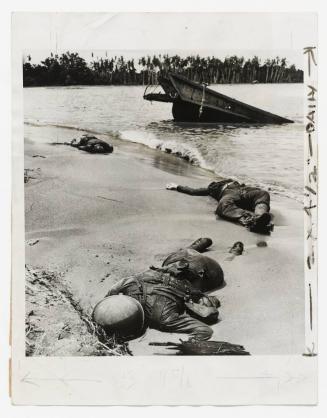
23, 52, 303, 87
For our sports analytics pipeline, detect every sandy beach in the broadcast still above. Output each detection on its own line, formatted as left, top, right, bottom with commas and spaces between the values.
24, 123, 304, 356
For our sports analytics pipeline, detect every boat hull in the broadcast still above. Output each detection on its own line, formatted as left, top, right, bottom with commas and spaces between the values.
172, 100, 253, 123
144, 73, 294, 124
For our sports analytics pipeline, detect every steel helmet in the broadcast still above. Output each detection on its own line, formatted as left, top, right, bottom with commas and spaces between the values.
92, 295, 144, 338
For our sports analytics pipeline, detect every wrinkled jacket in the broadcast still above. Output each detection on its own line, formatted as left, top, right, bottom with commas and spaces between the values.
106, 269, 218, 341
177, 179, 239, 201
107, 269, 203, 306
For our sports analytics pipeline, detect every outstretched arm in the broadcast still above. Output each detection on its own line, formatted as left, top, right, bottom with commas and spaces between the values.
166, 183, 209, 196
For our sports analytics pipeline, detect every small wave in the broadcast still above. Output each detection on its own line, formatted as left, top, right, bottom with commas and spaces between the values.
244, 180, 303, 203
120, 130, 212, 168
208, 167, 303, 203
119, 129, 303, 202
25, 120, 303, 203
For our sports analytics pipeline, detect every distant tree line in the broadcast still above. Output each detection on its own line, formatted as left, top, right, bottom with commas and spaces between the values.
23, 52, 303, 87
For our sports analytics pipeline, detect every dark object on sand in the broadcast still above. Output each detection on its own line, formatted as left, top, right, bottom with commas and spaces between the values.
27, 239, 39, 246
24, 170, 31, 183
149, 340, 251, 355
24, 168, 39, 183
70, 134, 113, 154
144, 72, 293, 124
256, 240, 268, 248
229, 241, 244, 255
188, 237, 213, 252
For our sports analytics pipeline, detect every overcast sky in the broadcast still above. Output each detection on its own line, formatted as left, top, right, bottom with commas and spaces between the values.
14, 12, 317, 69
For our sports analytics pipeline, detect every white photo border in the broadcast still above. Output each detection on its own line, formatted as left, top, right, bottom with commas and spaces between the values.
10, 11, 318, 405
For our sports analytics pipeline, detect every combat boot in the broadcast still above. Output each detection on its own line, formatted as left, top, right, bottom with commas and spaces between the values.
188, 237, 213, 252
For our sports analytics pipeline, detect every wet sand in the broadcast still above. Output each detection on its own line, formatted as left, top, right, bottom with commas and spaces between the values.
24, 124, 304, 356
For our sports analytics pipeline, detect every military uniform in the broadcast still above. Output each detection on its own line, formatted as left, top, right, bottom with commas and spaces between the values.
162, 248, 224, 292
71, 135, 113, 153
176, 180, 271, 231
106, 269, 215, 341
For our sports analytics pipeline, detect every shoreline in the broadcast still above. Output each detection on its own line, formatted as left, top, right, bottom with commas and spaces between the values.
24, 119, 303, 204
24, 123, 304, 356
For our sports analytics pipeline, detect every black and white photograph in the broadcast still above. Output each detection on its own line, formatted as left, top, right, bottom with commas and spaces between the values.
10, 10, 318, 405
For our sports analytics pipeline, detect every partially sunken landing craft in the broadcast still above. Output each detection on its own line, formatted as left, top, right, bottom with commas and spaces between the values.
144, 72, 293, 124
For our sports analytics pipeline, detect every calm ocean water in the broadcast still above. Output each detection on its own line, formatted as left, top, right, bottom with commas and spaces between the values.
24, 83, 304, 201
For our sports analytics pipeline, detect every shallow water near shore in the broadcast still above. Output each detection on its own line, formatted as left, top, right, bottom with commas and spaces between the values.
24, 83, 304, 201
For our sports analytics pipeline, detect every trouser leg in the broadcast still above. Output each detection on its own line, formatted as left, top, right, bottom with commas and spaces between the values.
216, 189, 253, 221
240, 188, 271, 212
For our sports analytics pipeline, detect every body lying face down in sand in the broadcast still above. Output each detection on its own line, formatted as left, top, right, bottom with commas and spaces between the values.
166, 180, 273, 234
70, 134, 114, 154
94, 238, 225, 341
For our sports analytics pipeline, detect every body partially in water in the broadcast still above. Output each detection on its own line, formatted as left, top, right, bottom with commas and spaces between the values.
24, 83, 304, 202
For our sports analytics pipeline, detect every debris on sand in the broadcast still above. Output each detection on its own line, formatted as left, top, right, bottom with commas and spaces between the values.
25, 266, 130, 356
27, 239, 39, 246
96, 195, 123, 203
24, 169, 35, 184
256, 241, 268, 248
32, 155, 46, 158
149, 340, 250, 355
99, 273, 111, 283
229, 241, 244, 255
58, 324, 72, 340
24, 168, 41, 184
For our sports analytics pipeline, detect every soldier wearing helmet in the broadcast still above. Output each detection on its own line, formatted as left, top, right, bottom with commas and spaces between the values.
104, 267, 220, 341
94, 238, 222, 341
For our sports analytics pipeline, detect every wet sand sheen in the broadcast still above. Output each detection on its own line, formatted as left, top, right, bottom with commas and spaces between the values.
24, 124, 304, 356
